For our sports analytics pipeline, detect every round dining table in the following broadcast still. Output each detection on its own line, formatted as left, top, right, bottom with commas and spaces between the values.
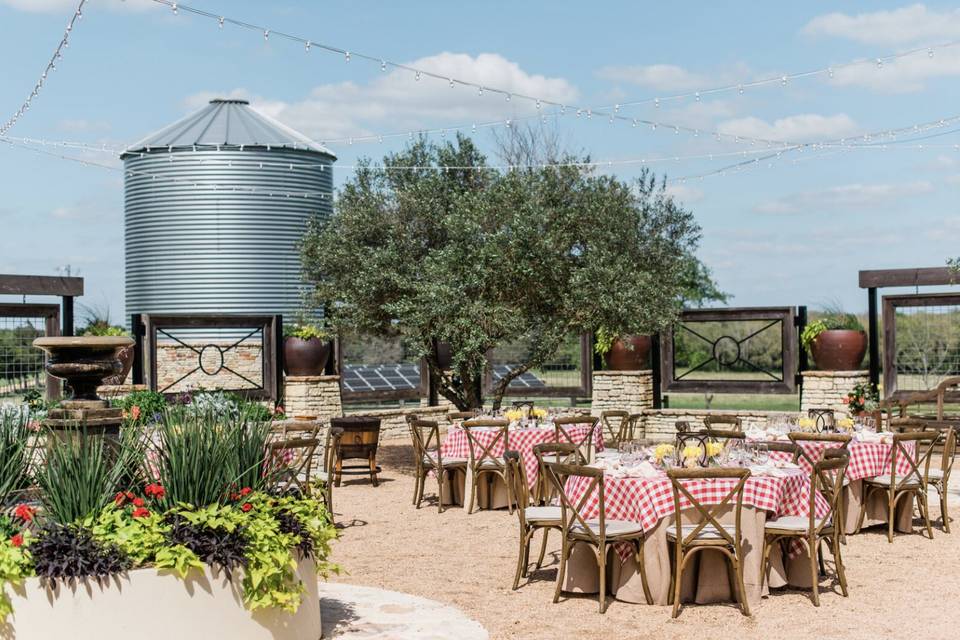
439, 422, 604, 509
561, 461, 828, 606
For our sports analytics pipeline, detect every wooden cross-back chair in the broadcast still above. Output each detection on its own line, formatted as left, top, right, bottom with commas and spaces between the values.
930, 426, 957, 533
411, 419, 467, 513
666, 467, 752, 618
808, 408, 837, 432
553, 415, 601, 463
505, 450, 563, 590
461, 418, 511, 514
447, 410, 478, 424
267, 424, 343, 516
703, 415, 743, 430
545, 461, 650, 613
788, 432, 852, 470
532, 442, 585, 505
599, 409, 629, 445
855, 430, 939, 542
762, 454, 849, 607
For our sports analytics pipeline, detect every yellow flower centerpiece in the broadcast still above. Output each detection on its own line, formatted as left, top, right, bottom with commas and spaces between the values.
706, 441, 724, 460
531, 408, 548, 419
682, 445, 704, 467
503, 409, 525, 423
653, 443, 675, 464
837, 417, 854, 431
798, 417, 816, 430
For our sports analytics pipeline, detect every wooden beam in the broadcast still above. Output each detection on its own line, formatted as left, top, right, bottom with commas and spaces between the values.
858, 267, 956, 289
0, 274, 83, 297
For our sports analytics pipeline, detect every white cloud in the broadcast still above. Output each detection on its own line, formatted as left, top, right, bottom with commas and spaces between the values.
717, 114, 859, 143
664, 183, 704, 204
596, 62, 751, 92
184, 53, 579, 143
754, 180, 934, 214
1, 0, 152, 11
827, 48, 960, 93
802, 4, 960, 46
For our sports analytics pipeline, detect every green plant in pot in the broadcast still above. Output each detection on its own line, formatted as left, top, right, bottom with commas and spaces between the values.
78, 304, 133, 385
283, 323, 332, 376
801, 305, 867, 370
595, 328, 652, 371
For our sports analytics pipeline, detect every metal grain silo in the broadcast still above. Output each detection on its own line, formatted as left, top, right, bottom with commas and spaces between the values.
121, 99, 336, 318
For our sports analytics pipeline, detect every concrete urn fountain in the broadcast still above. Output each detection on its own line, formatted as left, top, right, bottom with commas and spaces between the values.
32, 336, 135, 436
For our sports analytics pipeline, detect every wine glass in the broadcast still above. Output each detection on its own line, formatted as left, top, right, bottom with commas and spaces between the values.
755, 443, 770, 466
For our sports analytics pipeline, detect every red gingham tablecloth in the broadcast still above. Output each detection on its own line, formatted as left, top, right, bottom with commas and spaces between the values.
767, 439, 913, 481
441, 424, 603, 488
565, 468, 827, 561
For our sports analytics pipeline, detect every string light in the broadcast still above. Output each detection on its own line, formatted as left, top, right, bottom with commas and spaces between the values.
0, 0, 87, 137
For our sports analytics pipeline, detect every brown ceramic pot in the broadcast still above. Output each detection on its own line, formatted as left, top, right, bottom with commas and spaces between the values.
604, 335, 652, 370
283, 337, 331, 376
811, 329, 867, 370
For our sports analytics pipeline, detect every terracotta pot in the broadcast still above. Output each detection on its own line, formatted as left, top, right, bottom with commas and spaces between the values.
283, 337, 331, 376
810, 329, 867, 370
604, 335, 651, 370
103, 344, 135, 385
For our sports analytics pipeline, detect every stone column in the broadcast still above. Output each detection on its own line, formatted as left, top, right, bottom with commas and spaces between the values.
800, 370, 869, 419
591, 370, 654, 415
283, 376, 343, 422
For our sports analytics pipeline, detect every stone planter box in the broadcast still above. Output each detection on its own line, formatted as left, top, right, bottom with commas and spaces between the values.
3, 556, 321, 640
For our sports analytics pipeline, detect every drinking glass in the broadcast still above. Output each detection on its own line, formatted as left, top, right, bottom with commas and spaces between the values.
755, 443, 769, 466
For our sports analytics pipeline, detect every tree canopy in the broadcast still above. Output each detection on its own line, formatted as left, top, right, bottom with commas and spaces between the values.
301, 134, 722, 409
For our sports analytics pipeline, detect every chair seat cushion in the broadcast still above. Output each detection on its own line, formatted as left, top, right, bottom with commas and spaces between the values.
765, 515, 831, 532
665, 523, 728, 541
475, 458, 505, 468
928, 468, 945, 481
571, 519, 643, 537
864, 474, 922, 486
525, 506, 561, 522
423, 454, 467, 466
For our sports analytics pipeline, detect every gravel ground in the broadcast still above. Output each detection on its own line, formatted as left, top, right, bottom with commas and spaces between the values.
328, 438, 959, 640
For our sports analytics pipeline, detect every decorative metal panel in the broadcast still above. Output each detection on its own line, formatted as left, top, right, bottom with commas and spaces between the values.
660, 307, 798, 394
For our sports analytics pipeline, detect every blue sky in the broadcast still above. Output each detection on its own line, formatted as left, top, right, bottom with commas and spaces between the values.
2, 0, 959, 321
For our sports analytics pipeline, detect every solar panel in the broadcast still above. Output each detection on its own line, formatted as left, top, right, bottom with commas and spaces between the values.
341, 363, 547, 391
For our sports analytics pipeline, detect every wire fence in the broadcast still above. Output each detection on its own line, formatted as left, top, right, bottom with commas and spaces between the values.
892, 303, 960, 393
0, 314, 51, 398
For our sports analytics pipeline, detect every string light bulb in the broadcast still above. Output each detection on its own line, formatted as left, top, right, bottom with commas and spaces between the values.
171, 3, 178, 15
305, 41, 311, 52
218, 16, 224, 28
344, 51, 351, 62
263, 30, 269, 41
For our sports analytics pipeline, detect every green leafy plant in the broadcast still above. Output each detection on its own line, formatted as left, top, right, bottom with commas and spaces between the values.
284, 323, 331, 341
77, 301, 128, 337
113, 390, 167, 425
593, 327, 618, 356
34, 428, 132, 524
0, 407, 37, 507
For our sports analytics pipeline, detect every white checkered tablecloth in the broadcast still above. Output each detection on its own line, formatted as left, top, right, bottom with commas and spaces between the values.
767, 439, 913, 481
565, 469, 827, 561
441, 424, 603, 488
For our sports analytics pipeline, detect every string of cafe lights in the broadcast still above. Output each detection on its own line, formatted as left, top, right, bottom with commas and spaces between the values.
0, 0, 87, 136
152, 0, 960, 150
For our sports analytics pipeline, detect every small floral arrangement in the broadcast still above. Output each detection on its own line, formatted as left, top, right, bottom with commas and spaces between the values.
844, 382, 879, 414
837, 417, 854, 431
284, 323, 331, 341
530, 408, 548, 420
682, 445, 703, 467
653, 443, 675, 463
503, 409, 526, 423
798, 417, 816, 430
705, 442, 724, 459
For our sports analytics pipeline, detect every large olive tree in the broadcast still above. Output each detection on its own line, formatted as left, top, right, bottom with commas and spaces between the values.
302, 135, 715, 410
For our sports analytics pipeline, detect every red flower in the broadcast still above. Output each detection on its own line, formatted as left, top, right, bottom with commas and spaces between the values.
241, 503, 253, 513
13, 504, 34, 522
144, 483, 166, 499
125, 491, 136, 500
842, 397, 850, 404
239, 487, 252, 497
130, 405, 142, 420
132, 497, 145, 508
10, 534, 23, 548
131, 507, 151, 518
115, 492, 127, 507
274, 405, 285, 416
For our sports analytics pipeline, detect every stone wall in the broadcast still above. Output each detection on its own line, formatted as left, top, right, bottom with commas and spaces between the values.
590, 370, 654, 416
637, 409, 788, 442
155, 343, 263, 393
800, 370, 868, 419
345, 405, 451, 440
284, 376, 343, 422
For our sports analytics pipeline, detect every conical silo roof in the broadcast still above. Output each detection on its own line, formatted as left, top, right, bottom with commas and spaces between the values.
122, 98, 336, 157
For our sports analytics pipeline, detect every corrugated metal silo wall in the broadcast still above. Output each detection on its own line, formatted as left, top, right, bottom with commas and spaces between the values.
123, 148, 333, 318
